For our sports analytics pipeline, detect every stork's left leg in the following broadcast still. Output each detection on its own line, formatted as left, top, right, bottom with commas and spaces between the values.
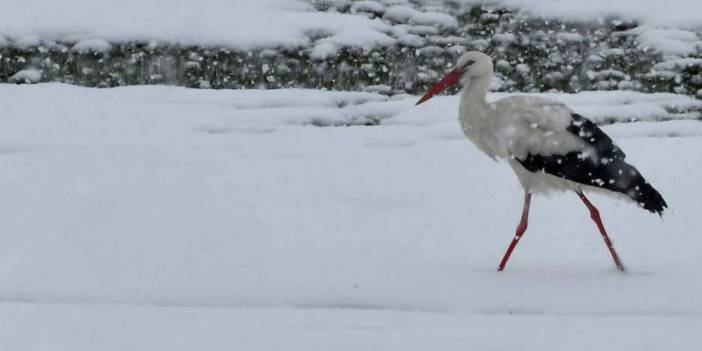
497, 192, 532, 271
576, 191, 626, 272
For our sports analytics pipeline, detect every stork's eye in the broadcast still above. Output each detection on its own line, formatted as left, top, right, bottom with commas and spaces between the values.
462, 60, 475, 68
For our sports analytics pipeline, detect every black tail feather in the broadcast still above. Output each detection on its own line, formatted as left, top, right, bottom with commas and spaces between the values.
624, 175, 668, 215
604, 159, 667, 215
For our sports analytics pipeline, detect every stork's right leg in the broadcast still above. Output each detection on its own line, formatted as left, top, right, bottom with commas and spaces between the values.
576, 191, 626, 272
498, 192, 532, 271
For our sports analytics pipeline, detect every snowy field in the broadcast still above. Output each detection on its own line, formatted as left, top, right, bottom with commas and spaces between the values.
1, 83, 702, 349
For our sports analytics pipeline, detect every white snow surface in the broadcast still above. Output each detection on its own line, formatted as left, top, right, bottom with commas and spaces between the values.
459, 0, 702, 56
9, 69, 42, 83
71, 38, 112, 53
0, 0, 395, 50
350, 0, 386, 14
1, 83, 702, 349
467, 0, 702, 28
2, 0, 701, 56
409, 11, 458, 28
383, 5, 421, 22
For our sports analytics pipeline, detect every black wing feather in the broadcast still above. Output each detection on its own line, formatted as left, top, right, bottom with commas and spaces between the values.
517, 114, 667, 214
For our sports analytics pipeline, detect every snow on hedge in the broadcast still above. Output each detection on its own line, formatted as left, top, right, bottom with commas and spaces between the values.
468, 0, 702, 56
479, 0, 702, 28
9, 69, 42, 83
0, 0, 395, 50
71, 38, 112, 53
2, 0, 701, 56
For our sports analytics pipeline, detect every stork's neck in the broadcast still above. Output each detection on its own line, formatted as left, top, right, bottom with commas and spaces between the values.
459, 74, 491, 118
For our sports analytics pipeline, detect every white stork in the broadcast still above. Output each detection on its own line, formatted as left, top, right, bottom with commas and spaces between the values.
416, 51, 667, 272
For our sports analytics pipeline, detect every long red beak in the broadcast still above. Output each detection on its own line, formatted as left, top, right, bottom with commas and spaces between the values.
415, 68, 463, 105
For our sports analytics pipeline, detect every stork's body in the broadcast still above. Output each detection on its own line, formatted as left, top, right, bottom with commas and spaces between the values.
417, 52, 667, 271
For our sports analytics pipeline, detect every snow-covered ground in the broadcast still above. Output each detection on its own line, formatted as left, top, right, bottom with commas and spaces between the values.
1, 83, 701, 349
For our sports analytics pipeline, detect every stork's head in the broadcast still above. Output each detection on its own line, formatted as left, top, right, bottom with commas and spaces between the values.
416, 51, 493, 105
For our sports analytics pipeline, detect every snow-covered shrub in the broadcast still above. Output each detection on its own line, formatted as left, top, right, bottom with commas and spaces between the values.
1, 3, 700, 97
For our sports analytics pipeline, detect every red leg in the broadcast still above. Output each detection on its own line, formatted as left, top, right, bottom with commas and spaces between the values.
498, 192, 532, 271
576, 191, 626, 272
